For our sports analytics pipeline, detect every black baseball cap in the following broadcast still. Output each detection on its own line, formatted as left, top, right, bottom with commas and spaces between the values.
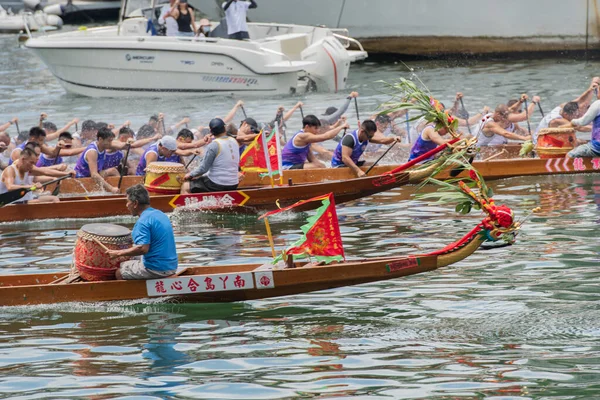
209, 118, 226, 134
242, 117, 259, 133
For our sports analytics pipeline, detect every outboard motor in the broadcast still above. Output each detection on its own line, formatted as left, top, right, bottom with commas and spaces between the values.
301, 36, 350, 93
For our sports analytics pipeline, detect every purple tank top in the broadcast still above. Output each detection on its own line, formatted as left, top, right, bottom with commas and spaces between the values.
281, 131, 310, 167
36, 153, 63, 168
408, 129, 438, 161
591, 114, 600, 152
75, 142, 105, 178
136, 144, 181, 176
331, 129, 368, 167
103, 150, 124, 170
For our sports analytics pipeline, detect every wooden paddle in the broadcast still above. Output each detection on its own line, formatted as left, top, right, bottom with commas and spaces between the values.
354, 97, 360, 125
241, 105, 248, 119
185, 154, 197, 169
365, 141, 398, 175
117, 143, 132, 190
0, 175, 71, 207
14, 120, 21, 136
537, 101, 545, 118
523, 98, 532, 135
299, 105, 305, 120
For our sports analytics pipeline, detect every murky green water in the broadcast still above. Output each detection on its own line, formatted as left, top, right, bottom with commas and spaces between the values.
2, 34, 600, 398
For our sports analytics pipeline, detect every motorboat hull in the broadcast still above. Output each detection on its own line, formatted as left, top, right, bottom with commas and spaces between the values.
28, 37, 299, 97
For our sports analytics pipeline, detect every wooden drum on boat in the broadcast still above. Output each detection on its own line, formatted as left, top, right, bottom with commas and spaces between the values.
536, 128, 576, 159
74, 223, 132, 281
144, 161, 186, 194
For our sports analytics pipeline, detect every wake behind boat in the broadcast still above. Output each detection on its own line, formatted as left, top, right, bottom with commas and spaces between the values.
24, 0, 367, 97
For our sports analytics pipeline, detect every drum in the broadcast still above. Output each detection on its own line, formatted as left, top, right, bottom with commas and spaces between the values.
74, 223, 133, 281
144, 161, 186, 194
536, 128, 576, 159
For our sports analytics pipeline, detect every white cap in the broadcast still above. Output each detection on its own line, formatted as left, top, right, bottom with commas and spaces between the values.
159, 135, 178, 151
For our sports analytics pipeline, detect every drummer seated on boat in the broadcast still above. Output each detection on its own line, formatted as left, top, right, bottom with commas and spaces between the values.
0, 147, 74, 204
568, 98, 600, 158
331, 120, 399, 177
281, 115, 349, 170
477, 105, 531, 147
108, 184, 178, 280
181, 118, 240, 193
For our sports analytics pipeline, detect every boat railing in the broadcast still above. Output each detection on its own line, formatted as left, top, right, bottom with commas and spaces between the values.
332, 32, 365, 52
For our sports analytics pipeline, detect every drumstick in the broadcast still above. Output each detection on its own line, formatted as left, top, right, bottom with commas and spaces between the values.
92, 238, 111, 253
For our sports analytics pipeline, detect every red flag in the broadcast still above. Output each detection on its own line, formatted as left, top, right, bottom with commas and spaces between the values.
240, 128, 281, 176
260, 193, 345, 263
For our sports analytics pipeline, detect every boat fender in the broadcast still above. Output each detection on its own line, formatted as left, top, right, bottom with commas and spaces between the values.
46, 14, 63, 28
43, 4, 63, 16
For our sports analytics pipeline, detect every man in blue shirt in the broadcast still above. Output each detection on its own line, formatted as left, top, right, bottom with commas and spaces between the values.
107, 184, 178, 280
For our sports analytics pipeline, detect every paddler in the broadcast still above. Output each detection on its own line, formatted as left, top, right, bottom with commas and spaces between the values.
0, 147, 74, 204
330, 120, 399, 177
281, 115, 349, 170
107, 184, 178, 280
181, 118, 241, 193
568, 95, 600, 158
407, 115, 456, 162
476, 104, 531, 146
135, 135, 203, 176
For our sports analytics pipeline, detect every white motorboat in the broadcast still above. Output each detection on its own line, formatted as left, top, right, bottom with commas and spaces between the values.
24, 0, 367, 98
0, 4, 62, 32
23, 0, 121, 23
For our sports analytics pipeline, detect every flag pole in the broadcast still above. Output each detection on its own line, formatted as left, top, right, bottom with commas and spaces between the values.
264, 217, 277, 258
275, 124, 284, 185
261, 129, 275, 188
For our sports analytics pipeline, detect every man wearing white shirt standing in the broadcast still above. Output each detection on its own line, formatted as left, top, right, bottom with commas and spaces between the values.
222, 0, 257, 40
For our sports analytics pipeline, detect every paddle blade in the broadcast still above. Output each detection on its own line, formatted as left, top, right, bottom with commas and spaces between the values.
0, 188, 31, 207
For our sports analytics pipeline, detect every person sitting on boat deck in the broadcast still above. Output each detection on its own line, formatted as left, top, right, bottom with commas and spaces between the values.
0, 148, 74, 204
159, 0, 179, 36
8, 127, 81, 167
331, 120, 399, 177
567, 98, 600, 158
74, 127, 122, 193
108, 184, 178, 280
72, 119, 98, 149
35, 132, 84, 168
181, 118, 240, 193
533, 102, 587, 144
223, 0, 257, 40
365, 114, 403, 153
476, 104, 531, 147
281, 115, 348, 170
169, 0, 197, 37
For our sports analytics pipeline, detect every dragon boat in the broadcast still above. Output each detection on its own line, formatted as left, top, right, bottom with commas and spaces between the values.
54, 154, 600, 196
0, 181, 522, 307
0, 155, 441, 223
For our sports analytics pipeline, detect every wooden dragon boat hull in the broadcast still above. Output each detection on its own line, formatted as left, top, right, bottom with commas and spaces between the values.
0, 227, 490, 307
0, 163, 438, 223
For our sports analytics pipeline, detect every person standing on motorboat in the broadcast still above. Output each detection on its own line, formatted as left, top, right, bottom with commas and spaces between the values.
222, 0, 257, 40
169, 0, 197, 37
159, 0, 179, 37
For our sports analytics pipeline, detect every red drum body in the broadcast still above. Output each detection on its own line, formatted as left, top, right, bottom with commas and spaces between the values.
144, 161, 186, 194
74, 223, 132, 281
536, 128, 576, 159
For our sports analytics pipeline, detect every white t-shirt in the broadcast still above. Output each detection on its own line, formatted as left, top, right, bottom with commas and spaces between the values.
222, 1, 250, 35
159, 4, 179, 36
